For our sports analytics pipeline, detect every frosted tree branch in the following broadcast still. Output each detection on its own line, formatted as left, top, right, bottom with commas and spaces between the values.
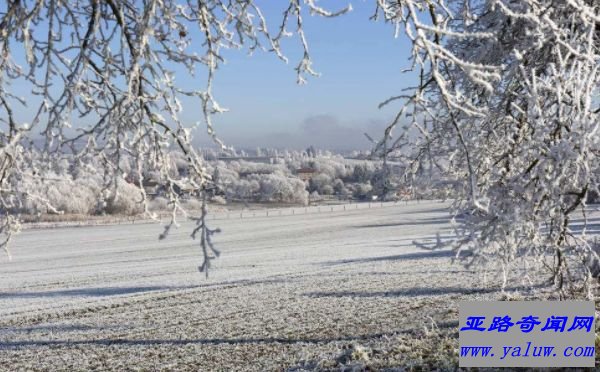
372, 0, 600, 297
0, 0, 349, 272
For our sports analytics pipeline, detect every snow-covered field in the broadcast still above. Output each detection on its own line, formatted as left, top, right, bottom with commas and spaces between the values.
0, 201, 544, 370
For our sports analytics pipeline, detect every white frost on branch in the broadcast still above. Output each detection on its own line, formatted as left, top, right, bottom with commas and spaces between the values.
371, 0, 600, 297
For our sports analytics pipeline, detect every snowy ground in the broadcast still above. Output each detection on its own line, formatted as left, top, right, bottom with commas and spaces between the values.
0, 201, 569, 370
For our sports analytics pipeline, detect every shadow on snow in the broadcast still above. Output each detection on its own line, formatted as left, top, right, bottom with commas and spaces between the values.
321, 249, 455, 266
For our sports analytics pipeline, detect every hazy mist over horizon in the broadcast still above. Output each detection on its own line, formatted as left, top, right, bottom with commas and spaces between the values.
194, 114, 392, 152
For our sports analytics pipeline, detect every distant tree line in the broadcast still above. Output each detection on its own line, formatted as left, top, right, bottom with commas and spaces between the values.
12, 149, 457, 218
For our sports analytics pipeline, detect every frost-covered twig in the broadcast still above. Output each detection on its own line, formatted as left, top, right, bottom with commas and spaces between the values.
191, 188, 221, 277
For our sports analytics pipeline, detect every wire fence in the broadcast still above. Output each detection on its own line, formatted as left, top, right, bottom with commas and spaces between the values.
205, 199, 442, 221
24, 199, 446, 230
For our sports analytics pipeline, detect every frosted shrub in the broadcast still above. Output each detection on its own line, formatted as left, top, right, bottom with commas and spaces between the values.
259, 174, 308, 204
290, 178, 309, 206
353, 183, 373, 199
352, 164, 375, 183
309, 173, 333, 194
15, 170, 99, 216
104, 181, 144, 216
256, 174, 288, 202
226, 179, 260, 201
45, 181, 97, 215
321, 185, 334, 196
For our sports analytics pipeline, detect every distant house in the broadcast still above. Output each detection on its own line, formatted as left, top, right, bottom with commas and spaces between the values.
296, 167, 316, 182
142, 179, 161, 196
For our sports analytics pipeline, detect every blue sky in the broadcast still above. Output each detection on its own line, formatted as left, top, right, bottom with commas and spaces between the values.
190, 1, 416, 150
8, 1, 416, 151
